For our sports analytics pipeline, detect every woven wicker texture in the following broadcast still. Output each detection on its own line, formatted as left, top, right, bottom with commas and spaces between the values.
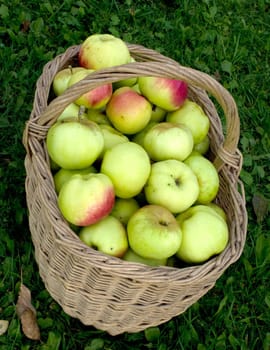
23, 44, 248, 335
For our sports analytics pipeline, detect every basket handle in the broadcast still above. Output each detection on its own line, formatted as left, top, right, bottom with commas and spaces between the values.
25, 45, 240, 171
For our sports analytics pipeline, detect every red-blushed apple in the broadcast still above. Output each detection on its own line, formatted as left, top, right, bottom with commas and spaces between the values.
138, 76, 188, 111
110, 197, 140, 226
166, 99, 210, 144
78, 33, 131, 69
79, 215, 128, 257
175, 204, 229, 263
184, 152, 220, 204
53, 165, 97, 193
58, 173, 115, 226
106, 86, 152, 134
53, 66, 85, 96
144, 159, 199, 214
99, 124, 129, 158
67, 69, 112, 109
143, 122, 194, 161
101, 141, 151, 198
46, 118, 104, 170
122, 248, 167, 266
127, 204, 182, 260
193, 135, 210, 155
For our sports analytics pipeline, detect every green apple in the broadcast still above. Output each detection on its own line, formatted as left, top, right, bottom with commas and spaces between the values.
144, 159, 199, 214
193, 135, 210, 155
58, 173, 115, 226
53, 165, 97, 193
127, 204, 182, 259
166, 99, 210, 144
184, 152, 219, 204
87, 109, 111, 125
53, 66, 85, 96
150, 105, 167, 122
101, 141, 151, 198
206, 202, 227, 222
175, 205, 229, 263
78, 33, 131, 69
106, 86, 152, 134
131, 121, 158, 147
46, 118, 104, 170
67, 69, 113, 109
110, 197, 140, 226
143, 122, 194, 161
79, 215, 128, 257
138, 76, 188, 111
99, 124, 129, 158
122, 248, 167, 266
57, 103, 87, 121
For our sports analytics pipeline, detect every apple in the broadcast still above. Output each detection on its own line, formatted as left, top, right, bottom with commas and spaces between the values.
101, 141, 151, 198
67, 69, 113, 109
193, 135, 210, 155
78, 33, 131, 69
206, 202, 227, 222
79, 215, 128, 257
106, 86, 152, 134
113, 57, 138, 89
58, 173, 115, 226
53, 166, 97, 193
53, 66, 85, 96
143, 122, 194, 161
166, 99, 210, 144
175, 205, 229, 263
122, 248, 167, 266
150, 105, 167, 122
138, 76, 188, 111
131, 121, 158, 147
127, 204, 182, 260
87, 109, 111, 125
99, 124, 129, 158
57, 103, 87, 121
46, 118, 104, 170
144, 159, 199, 214
184, 152, 219, 204
110, 197, 140, 226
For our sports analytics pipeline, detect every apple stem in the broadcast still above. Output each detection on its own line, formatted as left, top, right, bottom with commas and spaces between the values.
78, 106, 86, 122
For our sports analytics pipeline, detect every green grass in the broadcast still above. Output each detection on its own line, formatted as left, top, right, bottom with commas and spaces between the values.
1, 0, 270, 349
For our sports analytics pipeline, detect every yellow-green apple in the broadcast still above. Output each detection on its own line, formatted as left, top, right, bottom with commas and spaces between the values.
78, 33, 131, 69
175, 204, 229, 263
127, 204, 182, 259
67, 69, 112, 109
166, 99, 210, 144
110, 197, 140, 226
184, 152, 219, 204
46, 119, 104, 170
106, 86, 152, 134
58, 173, 115, 226
144, 159, 199, 214
193, 135, 210, 155
131, 121, 157, 147
143, 122, 194, 161
138, 76, 188, 111
99, 124, 129, 158
206, 202, 227, 222
122, 248, 167, 266
57, 103, 87, 121
53, 66, 85, 96
79, 215, 128, 257
87, 109, 111, 125
150, 105, 167, 122
101, 141, 151, 198
53, 165, 97, 193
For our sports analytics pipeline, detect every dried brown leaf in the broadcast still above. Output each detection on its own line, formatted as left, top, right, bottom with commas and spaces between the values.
252, 193, 269, 223
0, 320, 9, 336
16, 284, 40, 340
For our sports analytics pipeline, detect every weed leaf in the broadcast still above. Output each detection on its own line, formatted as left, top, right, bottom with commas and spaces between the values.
252, 193, 269, 223
16, 284, 40, 340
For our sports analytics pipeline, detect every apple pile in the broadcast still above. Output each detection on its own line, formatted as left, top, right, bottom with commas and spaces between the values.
46, 34, 229, 267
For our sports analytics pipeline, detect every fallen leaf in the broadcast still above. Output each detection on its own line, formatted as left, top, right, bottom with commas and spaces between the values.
16, 284, 40, 340
0, 320, 9, 336
252, 193, 269, 223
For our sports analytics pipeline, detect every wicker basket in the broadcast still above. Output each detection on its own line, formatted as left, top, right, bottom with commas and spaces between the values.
23, 43, 247, 335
